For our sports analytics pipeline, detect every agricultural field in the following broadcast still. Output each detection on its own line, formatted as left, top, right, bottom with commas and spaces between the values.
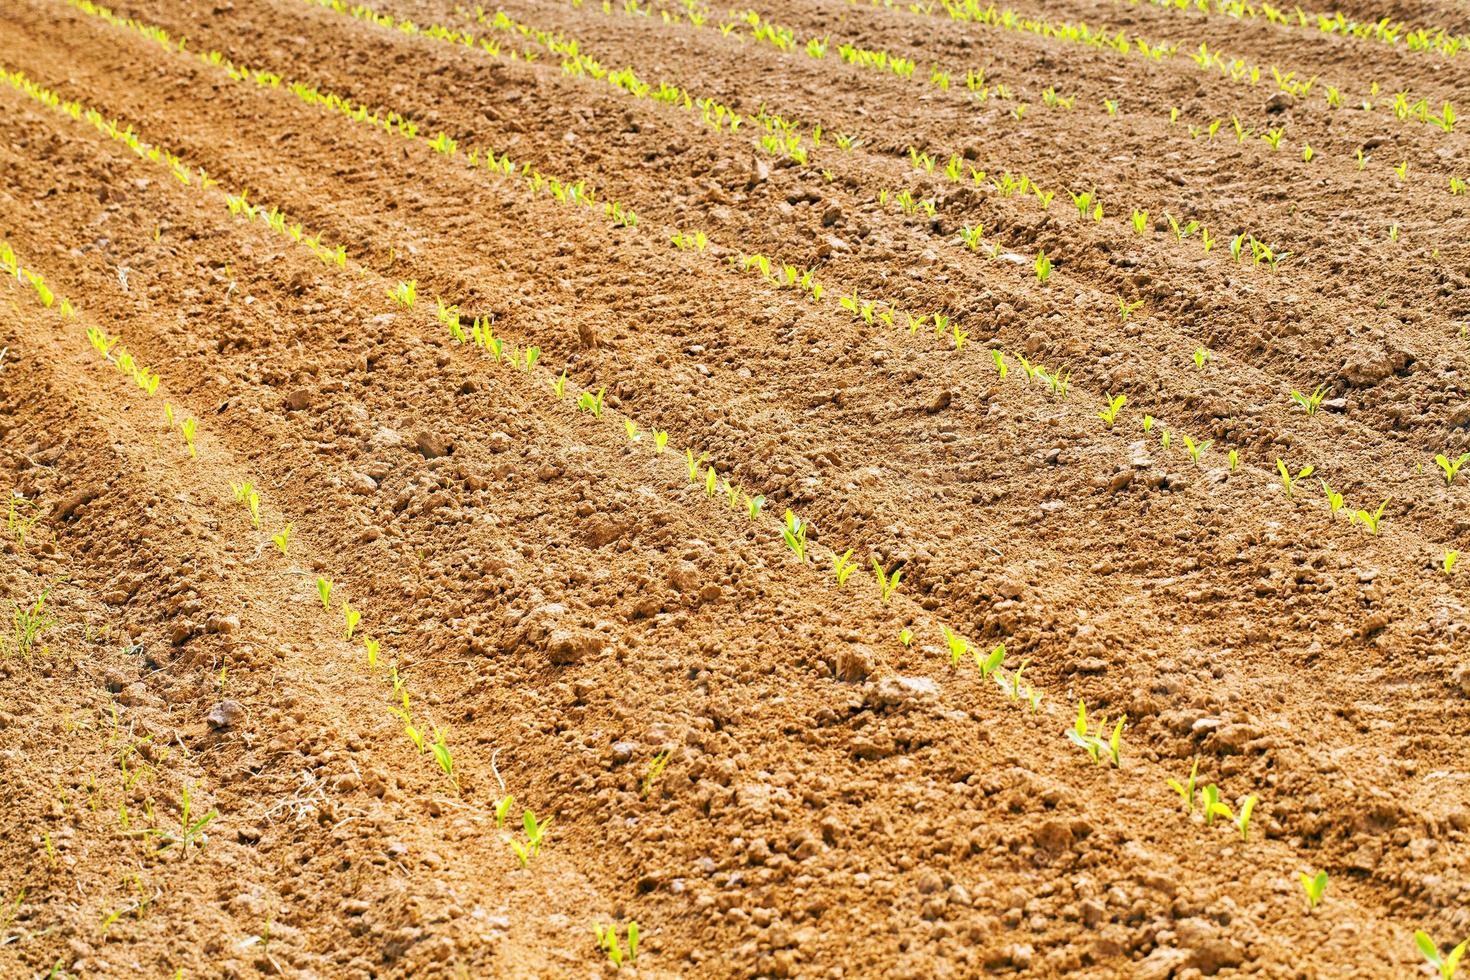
1, 0, 1469, 974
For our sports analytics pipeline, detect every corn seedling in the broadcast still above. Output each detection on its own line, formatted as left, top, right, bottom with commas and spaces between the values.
1394, 159, 1409, 182
364, 637, 380, 668
1098, 393, 1126, 427
833, 549, 859, 586
1034, 250, 1053, 284
781, 511, 809, 562
1193, 347, 1210, 370
1118, 297, 1143, 322
961, 224, 984, 250
1291, 386, 1327, 415
1416, 932, 1468, 979
685, 450, 709, 482
1435, 453, 1469, 486
1352, 498, 1389, 535
871, 558, 901, 603
1320, 481, 1345, 516
508, 809, 552, 866
1067, 700, 1124, 767
1181, 435, 1212, 465
976, 642, 1005, 678
181, 417, 197, 456
1276, 460, 1314, 498
653, 430, 668, 454
578, 388, 605, 417
389, 280, 417, 307
1201, 784, 1228, 826
552, 371, 568, 399
899, 628, 913, 646
1299, 870, 1327, 910
1445, 551, 1459, 575
1167, 757, 1199, 812
430, 727, 457, 791
641, 751, 671, 798
1228, 449, 1239, 470
990, 349, 1008, 378
316, 577, 332, 610
1142, 414, 1154, 432
594, 922, 639, 968
1131, 209, 1149, 234
272, 523, 292, 557
744, 493, 765, 520
942, 625, 969, 666
342, 600, 361, 641
1233, 794, 1259, 841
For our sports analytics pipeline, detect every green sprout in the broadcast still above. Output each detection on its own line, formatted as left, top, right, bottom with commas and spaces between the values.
552, 371, 568, 399
941, 625, 969, 666
653, 431, 668, 454
577, 388, 605, 418
1352, 498, 1390, 535
1435, 452, 1470, 486
1276, 460, 1314, 498
1193, 347, 1210, 370
1167, 757, 1199, 812
181, 417, 197, 457
342, 600, 361, 641
872, 559, 901, 603
1291, 386, 1327, 415
1416, 931, 1467, 980
3, 586, 57, 660
1098, 394, 1126, 427
594, 921, 639, 968
1034, 249, 1053, 284
781, 511, 809, 562
685, 450, 709, 482
976, 642, 1005, 678
430, 727, 457, 792
1181, 434, 1212, 465
898, 628, 913, 647
316, 578, 332, 610
1067, 700, 1124, 767
271, 523, 292, 557
990, 349, 1008, 378
1445, 551, 1459, 575
641, 751, 671, 799
833, 549, 859, 586
1118, 298, 1143, 323
389, 279, 417, 308
1320, 481, 1345, 517
1299, 870, 1327, 910
508, 809, 552, 867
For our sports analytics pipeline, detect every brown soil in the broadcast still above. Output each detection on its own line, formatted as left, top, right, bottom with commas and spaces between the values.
1, 0, 1468, 976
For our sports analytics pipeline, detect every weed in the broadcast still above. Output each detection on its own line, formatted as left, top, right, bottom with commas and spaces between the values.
641, 751, 671, 799
3, 586, 57, 659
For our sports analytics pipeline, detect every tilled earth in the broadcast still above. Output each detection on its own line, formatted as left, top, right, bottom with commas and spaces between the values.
1, 0, 1468, 976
